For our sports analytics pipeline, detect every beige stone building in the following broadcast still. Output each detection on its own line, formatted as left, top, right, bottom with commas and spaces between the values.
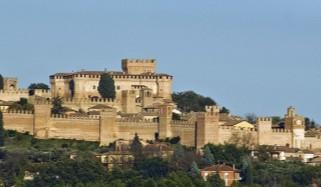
49, 59, 173, 113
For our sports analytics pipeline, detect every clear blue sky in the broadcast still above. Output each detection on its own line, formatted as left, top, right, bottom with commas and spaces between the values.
1, 1, 321, 122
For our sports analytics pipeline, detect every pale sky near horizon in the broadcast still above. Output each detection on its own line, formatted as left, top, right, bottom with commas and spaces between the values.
1, 1, 321, 122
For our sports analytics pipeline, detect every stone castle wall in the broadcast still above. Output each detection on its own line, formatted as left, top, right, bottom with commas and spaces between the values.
48, 115, 100, 141
171, 120, 196, 146
3, 110, 34, 134
117, 119, 158, 141
0, 89, 29, 101
3, 104, 321, 150
62, 98, 117, 112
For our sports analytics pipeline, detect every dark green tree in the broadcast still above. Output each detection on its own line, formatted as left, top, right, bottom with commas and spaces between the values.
305, 117, 317, 130
28, 83, 50, 90
0, 74, 3, 90
143, 179, 158, 187
201, 145, 215, 166
28, 83, 49, 95
208, 174, 225, 187
220, 107, 230, 114
172, 91, 216, 112
190, 161, 200, 176
51, 97, 65, 115
242, 156, 254, 185
272, 116, 282, 125
9, 98, 34, 111
135, 157, 169, 178
98, 73, 116, 99
131, 133, 143, 160
245, 113, 257, 124
0, 111, 4, 147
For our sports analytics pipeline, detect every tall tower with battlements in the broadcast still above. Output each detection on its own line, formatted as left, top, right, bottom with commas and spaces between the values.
196, 106, 220, 149
285, 106, 305, 148
257, 117, 272, 145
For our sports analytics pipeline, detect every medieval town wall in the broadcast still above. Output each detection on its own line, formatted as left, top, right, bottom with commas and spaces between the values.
303, 137, 321, 150
0, 89, 29, 101
259, 130, 292, 147
171, 120, 196, 146
48, 115, 100, 141
218, 126, 257, 145
3, 110, 34, 134
117, 119, 158, 141
62, 98, 117, 112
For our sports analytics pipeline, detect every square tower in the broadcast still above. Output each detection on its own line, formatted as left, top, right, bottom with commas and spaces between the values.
3, 77, 18, 91
121, 59, 156, 74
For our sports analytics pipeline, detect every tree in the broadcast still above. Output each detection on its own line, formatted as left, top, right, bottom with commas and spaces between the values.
208, 174, 225, 187
190, 162, 200, 176
9, 98, 34, 111
172, 91, 216, 112
245, 113, 257, 124
242, 156, 254, 185
98, 73, 116, 99
135, 158, 169, 178
131, 133, 143, 160
0, 74, 3, 90
305, 117, 317, 130
201, 146, 215, 167
51, 97, 64, 115
220, 107, 230, 114
0, 111, 4, 147
28, 83, 50, 90
272, 116, 282, 125
28, 83, 50, 95
143, 179, 158, 187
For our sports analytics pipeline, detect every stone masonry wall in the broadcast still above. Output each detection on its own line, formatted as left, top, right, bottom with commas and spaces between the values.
3, 111, 34, 134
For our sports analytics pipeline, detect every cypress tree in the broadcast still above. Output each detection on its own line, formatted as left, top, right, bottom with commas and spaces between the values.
0, 111, 4, 147
0, 74, 3, 90
131, 133, 143, 160
201, 146, 215, 166
98, 73, 116, 99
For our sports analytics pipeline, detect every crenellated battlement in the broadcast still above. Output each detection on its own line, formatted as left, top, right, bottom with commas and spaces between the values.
34, 100, 51, 105
219, 125, 257, 132
0, 89, 29, 94
116, 118, 157, 123
219, 125, 234, 130
63, 98, 115, 104
171, 120, 194, 127
272, 128, 291, 133
4, 110, 34, 115
257, 117, 272, 121
122, 59, 156, 64
51, 114, 100, 120
34, 89, 51, 94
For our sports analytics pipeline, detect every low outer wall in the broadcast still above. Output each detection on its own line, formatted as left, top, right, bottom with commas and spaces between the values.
48, 118, 100, 141
3, 112, 34, 134
118, 122, 158, 141
303, 137, 321, 150
260, 132, 292, 147
171, 125, 196, 147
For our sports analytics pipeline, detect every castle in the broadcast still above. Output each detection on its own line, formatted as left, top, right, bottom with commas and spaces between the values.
1, 59, 321, 150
